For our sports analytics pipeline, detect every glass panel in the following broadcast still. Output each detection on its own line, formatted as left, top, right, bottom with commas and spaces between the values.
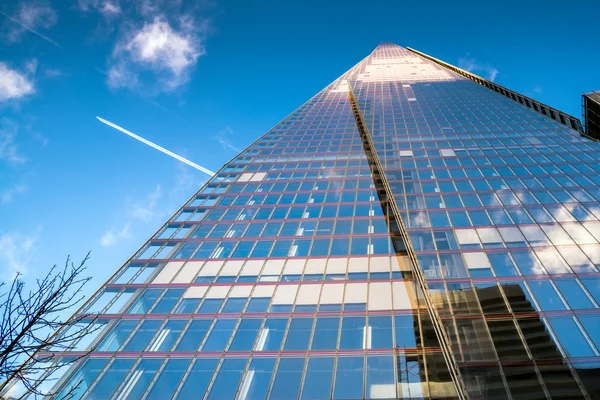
123, 320, 162, 351
86, 359, 135, 399
269, 357, 305, 399
283, 317, 314, 351
202, 319, 237, 351
311, 317, 340, 350
366, 355, 395, 399
547, 316, 596, 357
206, 358, 247, 400
255, 318, 288, 351
117, 358, 162, 399
333, 356, 364, 399
237, 357, 276, 400
300, 357, 334, 400
229, 319, 262, 351
175, 319, 212, 351
554, 279, 596, 309
339, 316, 366, 349
127, 289, 162, 314
97, 319, 138, 351
54, 358, 109, 399
146, 359, 191, 400
176, 359, 219, 399
368, 316, 393, 349
148, 320, 187, 352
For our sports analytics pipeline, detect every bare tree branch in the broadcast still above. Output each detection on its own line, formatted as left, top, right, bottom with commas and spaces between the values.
0, 253, 100, 399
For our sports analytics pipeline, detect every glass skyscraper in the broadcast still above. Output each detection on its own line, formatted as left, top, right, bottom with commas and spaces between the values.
20, 43, 600, 399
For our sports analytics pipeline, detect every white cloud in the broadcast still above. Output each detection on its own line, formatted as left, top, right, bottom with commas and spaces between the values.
0, 118, 27, 165
458, 54, 499, 82
0, 63, 35, 102
108, 16, 206, 92
2, 3, 58, 46
0, 232, 37, 277
100, 223, 131, 247
215, 126, 241, 153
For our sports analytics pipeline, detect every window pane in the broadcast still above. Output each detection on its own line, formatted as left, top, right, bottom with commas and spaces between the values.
117, 358, 162, 399
366, 355, 395, 399
98, 319, 138, 351
229, 319, 262, 351
333, 356, 364, 399
87, 359, 135, 399
255, 318, 288, 351
202, 319, 237, 351
547, 316, 596, 357
175, 359, 218, 399
339, 316, 366, 349
55, 358, 109, 399
146, 359, 191, 400
123, 320, 162, 351
127, 289, 162, 314
175, 319, 212, 351
206, 358, 247, 400
301, 357, 334, 400
149, 320, 187, 352
394, 316, 417, 348
237, 357, 275, 400
311, 317, 339, 350
528, 281, 566, 311
554, 279, 596, 309
369, 316, 393, 349
269, 358, 305, 399
284, 318, 314, 350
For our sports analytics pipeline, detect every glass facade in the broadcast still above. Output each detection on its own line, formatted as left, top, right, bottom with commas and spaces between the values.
27, 43, 600, 399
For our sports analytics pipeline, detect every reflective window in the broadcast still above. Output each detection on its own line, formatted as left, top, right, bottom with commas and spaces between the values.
202, 319, 237, 351
176, 359, 218, 399
333, 356, 364, 399
206, 358, 247, 400
301, 357, 334, 400
269, 358, 305, 399
146, 359, 191, 399
284, 317, 314, 350
366, 355, 395, 399
86, 359, 135, 399
175, 319, 211, 351
229, 318, 262, 351
547, 316, 597, 357
238, 357, 275, 399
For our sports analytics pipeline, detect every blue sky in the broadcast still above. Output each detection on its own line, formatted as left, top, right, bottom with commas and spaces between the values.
1, 0, 598, 293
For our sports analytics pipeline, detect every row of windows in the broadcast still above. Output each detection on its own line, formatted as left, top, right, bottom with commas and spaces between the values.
142, 235, 397, 260
56, 352, 432, 400
93, 313, 420, 354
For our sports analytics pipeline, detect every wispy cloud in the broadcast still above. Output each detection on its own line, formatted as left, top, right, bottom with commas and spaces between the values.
77, 0, 122, 17
128, 184, 162, 222
1, 183, 27, 204
0, 3, 59, 47
100, 223, 131, 247
99, 185, 162, 247
215, 126, 241, 153
0, 118, 27, 165
0, 63, 35, 102
458, 54, 498, 82
107, 15, 209, 92
0, 232, 37, 277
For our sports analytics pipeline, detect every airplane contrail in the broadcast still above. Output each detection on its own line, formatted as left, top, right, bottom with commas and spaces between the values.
96, 116, 215, 176
0, 10, 61, 47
